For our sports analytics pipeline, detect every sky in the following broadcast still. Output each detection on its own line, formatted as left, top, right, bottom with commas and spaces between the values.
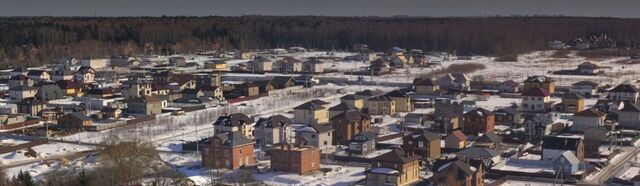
1, 0, 639, 18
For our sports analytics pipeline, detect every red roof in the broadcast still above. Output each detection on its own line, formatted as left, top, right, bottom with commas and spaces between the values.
522, 87, 550, 97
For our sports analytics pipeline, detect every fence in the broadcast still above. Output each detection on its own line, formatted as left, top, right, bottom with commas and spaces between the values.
0, 139, 48, 154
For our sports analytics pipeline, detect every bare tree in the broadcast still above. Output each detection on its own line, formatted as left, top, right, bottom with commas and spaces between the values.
99, 135, 165, 185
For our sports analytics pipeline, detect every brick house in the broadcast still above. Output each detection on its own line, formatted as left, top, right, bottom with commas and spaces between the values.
432, 158, 485, 186
270, 142, 321, 175
293, 101, 329, 125
330, 110, 372, 145
402, 130, 442, 160
367, 95, 396, 115
559, 93, 586, 113
201, 131, 255, 169
254, 115, 293, 148
213, 113, 255, 140
523, 75, 555, 94
462, 108, 495, 136
365, 150, 421, 186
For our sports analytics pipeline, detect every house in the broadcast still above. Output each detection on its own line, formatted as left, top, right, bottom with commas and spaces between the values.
402, 130, 442, 160
445, 130, 468, 150
347, 132, 377, 155
541, 136, 584, 162
577, 61, 599, 74
16, 98, 46, 116
339, 94, 364, 110
572, 109, 606, 132
583, 126, 611, 158
438, 73, 470, 91
204, 60, 227, 69
367, 95, 396, 115
256, 80, 276, 93
523, 75, 555, 94
294, 124, 334, 152
56, 80, 84, 97
254, 115, 293, 148
328, 102, 358, 118
570, 81, 599, 98
330, 111, 372, 145
524, 113, 564, 142
195, 73, 221, 87
26, 70, 50, 81
385, 90, 413, 112
199, 86, 224, 101
271, 76, 295, 89
9, 86, 38, 101
109, 55, 136, 67
354, 89, 379, 108
435, 111, 461, 134
403, 113, 430, 127
249, 56, 273, 72
494, 106, 523, 126
201, 131, 255, 169
616, 101, 640, 129
126, 96, 164, 115
559, 93, 586, 113
608, 84, 639, 104
51, 67, 75, 81
8, 75, 34, 89
462, 108, 495, 136
365, 149, 421, 186
293, 101, 329, 125
498, 80, 519, 93
270, 142, 321, 175
552, 151, 582, 175
369, 58, 392, 76
57, 112, 93, 129
182, 88, 204, 100
302, 59, 324, 73
521, 87, 552, 113
74, 66, 96, 84
413, 78, 439, 94
473, 131, 502, 150
456, 147, 501, 167
238, 82, 260, 97
36, 82, 65, 101
275, 57, 303, 73
213, 113, 255, 140
432, 158, 485, 186
168, 74, 197, 91
100, 107, 122, 119
0, 104, 18, 115
153, 70, 175, 83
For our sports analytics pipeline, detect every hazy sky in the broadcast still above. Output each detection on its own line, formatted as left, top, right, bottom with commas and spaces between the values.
1, 0, 639, 17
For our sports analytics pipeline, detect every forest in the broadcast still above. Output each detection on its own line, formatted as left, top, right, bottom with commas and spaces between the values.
2, 16, 640, 66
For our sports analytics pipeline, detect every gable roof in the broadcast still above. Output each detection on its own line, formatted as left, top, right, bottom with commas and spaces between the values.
296, 124, 334, 133
619, 101, 640, 112
477, 131, 502, 144
574, 109, 606, 118
542, 136, 582, 151
370, 149, 421, 164
464, 108, 494, 117
406, 130, 441, 141
352, 132, 378, 142
413, 78, 436, 86
64, 112, 92, 121
562, 92, 585, 100
572, 81, 598, 87
294, 101, 326, 110
432, 158, 475, 176
578, 61, 598, 70
368, 95, 393, 102
76, 66, 95, 74
457, 147, 500, 158
329, 102, 357, 112
522, 87, 551, 97
213, 131, 253, 147
385, 90, 409, 98
495, 106, 518, 116
332, 110, 370, 122
271, 76, 294, 89
339, 94, 359, 100
449, 130, 468, 141
213, 113, 254, 127
610, 84, 639, 93
255, 115, 292, 128
27, 70, 47, 76
502, 80, 519, 87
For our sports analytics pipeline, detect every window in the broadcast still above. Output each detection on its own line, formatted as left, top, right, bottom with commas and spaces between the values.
324, 141, 328, 145
311, 134, 316, 139
224, 150, 230, 158
418, 141, 424, 148
239, 149, 242, 154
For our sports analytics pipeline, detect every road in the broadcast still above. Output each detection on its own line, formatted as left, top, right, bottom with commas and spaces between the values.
580, 146, 640, 185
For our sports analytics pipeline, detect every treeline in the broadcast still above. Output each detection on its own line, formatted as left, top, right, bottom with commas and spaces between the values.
2, 16, 640, 66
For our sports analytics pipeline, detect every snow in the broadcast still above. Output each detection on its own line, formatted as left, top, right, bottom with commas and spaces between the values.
370, 167, 399, 174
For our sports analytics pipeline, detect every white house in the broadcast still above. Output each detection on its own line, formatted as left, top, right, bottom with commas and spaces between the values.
571, 109, 606, 132
608, 84, 639, 104
569, 81, 598, 98
521, 87, 551, 112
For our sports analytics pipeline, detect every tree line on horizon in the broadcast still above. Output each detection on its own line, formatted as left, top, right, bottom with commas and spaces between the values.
1, 16, 640, 67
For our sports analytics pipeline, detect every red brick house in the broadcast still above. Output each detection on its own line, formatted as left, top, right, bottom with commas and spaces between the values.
330, 110, 372, 145
201, 131, 255, 169
462, 108, 495, 136
270, 141, 321, 175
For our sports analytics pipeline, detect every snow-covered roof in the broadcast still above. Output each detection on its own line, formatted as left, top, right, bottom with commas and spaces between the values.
369, 167, 400, 175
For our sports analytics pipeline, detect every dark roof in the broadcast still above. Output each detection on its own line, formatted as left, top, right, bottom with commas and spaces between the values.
464, 108, 494, 117
332, 110, 371, 122
271, 76, 294, 89
449, 130, 468, 141
522, 87, 551, 97
213, 113, 254, 127
495, 106, 518, 116
367, 95, 393, 102
9, 86, 37, 91
352, 132, 378, 142
294, 101, 326, 110
65, 112, 92, 121
56, 80, 82, 89
370, 149, 421, 164
213, 131, 253, 147
405, 130, 441, 141
457, 147, 500, 158
385, 90, 409, 98
311, 99, 330, 105
502, 80, 519, 87
572, 81, 598, 87
619, 101, 640, 112
610, 84, 639, 93
562, 93, 586, 100
9, 74, 29, 80
578, 62, 598, 69
574, 109, 606, 117
183, 88, 202, 95
339, 94, 359, 100
130, 96, 162, 103
329, 102, 357, 112
296, 124, 334, 133
255, 115, 292, 128
542, 136, 582, 151
413, 78, 436, 86
432, 159, 475, 176
524, 75, 553, 83
355, 90, 376, 97
477, 132, 502, 144
169, 74, 195, 85
101, 107, 121, 113
76, 66, 95, 74
27, 70, 47, 76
